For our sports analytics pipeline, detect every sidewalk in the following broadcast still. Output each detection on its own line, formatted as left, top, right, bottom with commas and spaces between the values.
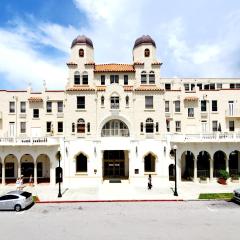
0, 181, 239, 202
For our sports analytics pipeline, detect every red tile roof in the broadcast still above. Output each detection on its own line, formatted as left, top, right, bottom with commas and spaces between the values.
66, 62, 77, 66
96, 86, 106, 91
94, 64, 135, 72
66, 86, 95, 91
124, 86, 133, 91
28, 97, 43, 102
135, 85, 164, 91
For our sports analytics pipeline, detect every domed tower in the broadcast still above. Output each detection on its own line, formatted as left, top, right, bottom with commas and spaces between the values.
133, 35, 158, 63
69, 35, 94, 63
67, 35, 95, 88
133, 35, 161, 86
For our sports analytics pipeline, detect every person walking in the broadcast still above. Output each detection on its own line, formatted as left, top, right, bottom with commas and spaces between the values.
148, 174, 152, 190
16, 178, 20, 190
29, 174, 33, 187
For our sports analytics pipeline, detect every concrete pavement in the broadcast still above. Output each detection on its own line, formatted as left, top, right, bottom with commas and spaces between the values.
0, 180, 239, 202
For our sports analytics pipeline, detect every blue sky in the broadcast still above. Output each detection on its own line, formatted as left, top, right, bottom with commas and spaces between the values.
0, 0, 240, 90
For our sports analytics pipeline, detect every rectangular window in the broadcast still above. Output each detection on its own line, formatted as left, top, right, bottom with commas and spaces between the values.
145, 96, 153, 109
141, 73, 147, 84
58, 122, 63, 133
229, 121, 235, 131
201, 100, 207, 111
140, 122, 143, 132
216, 83, 222, 89
101, 75, 105, 85
46, 101, 52, 113
188, 108, 194, 117
165, 101, 170, 112
212, 100, 218, 112
191, 84, 195, 91
212, 121, 218, 132
230, 83, 235, 89
197, 83, 202, 90
20, 122, 26, 133
210, 83, 215, 90
110, 75, 119, 84
184, 84, 189, 91
166, 120, 170, 132
175, 121, 181, 132
111, 96, 119, 109
87, 122, 90, 132
124, 75, 128, 85
236, 83, 240, 89
174, 100, 180, 112
46, 122, 52, 133
204, 84, 210, 90
9, 101, 15, 113
165, 83, 171, 90
33, 109, 39, 118
77, 96, 85, 109
57, 101, 63, 113
82, 74, 88, 85
74, 74, 80, 85
20, 101, 26, 113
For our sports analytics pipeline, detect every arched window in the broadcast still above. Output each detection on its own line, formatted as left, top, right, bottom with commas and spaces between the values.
146, 118, 154, 133
74, 71, 80, 85
79, 48, 84, 57
101, 96, 104, 106
101, 119, 129, 137
149, 71, 155, 84
144, 153, 156, 172
125, 96, 129, 106
82, 71, 88, 85
72, 123, 75, 133
76, 153, 87, 172
144, 48, 150, 57
141, 71, 147, 84
77, 118, 85, 133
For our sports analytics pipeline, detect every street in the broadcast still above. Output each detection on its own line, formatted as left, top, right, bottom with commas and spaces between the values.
0, 201, 239, 240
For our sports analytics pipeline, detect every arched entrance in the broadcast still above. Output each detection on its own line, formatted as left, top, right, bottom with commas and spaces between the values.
197, 151, 210, 178
181, 151, 194, 181
229, 150, 240, 176
213, 151, 226, 177
36, 154, 50, 183
144, 153, 156, 173
4, 154, 18, 183
20, 154, 34, 183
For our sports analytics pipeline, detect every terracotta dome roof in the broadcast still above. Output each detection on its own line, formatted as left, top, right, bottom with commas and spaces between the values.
71, 35, 93, 48
133, 35, 156, 48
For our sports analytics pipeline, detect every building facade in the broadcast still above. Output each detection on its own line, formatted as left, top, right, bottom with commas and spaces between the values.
0, 35, 240, 187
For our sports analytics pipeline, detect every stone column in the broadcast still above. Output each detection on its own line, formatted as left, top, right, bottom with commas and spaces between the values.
210, 159, 214, 182
34, 162, 37, 185
226, 157, 229, 172
193, 158, 197, 182
18, 161, 21, 178
2, 163, 5, 185
50, 162, 56, 186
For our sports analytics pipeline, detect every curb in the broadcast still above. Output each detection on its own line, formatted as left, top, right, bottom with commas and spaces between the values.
36, 199, 185, 204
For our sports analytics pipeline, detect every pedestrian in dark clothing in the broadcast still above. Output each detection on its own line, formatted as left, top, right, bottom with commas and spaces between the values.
148, 174, 152, 190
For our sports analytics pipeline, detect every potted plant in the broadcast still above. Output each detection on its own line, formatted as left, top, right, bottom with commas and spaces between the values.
231, 174, 239, 183
199, 176, 207, 183
217, 170, 229, 185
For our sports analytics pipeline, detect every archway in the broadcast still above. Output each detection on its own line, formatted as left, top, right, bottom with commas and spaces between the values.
197, 151, 210, 178
76, 153, 88, 173
213, 150, 226, 177
229, 150, 240, 176
181, 151, 194, 181
101, 119, 129, 137
36, 154, 50, 183
20, 154, 34, 183
144, 152, 156, 173
4, 154, 18, 184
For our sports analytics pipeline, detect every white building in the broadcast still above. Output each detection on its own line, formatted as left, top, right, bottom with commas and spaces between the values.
0, 35, 240, 187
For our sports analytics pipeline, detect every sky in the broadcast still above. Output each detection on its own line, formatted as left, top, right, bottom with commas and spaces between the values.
0, 0, 240, 90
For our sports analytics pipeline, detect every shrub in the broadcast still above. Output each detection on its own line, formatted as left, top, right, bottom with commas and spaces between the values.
219, 170, 229, 180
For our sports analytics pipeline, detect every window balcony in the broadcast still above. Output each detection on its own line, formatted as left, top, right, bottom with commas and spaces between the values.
225, 109, 240, 118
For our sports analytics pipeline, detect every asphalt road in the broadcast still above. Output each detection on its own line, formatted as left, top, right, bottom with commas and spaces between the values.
0, 201, 239, 240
